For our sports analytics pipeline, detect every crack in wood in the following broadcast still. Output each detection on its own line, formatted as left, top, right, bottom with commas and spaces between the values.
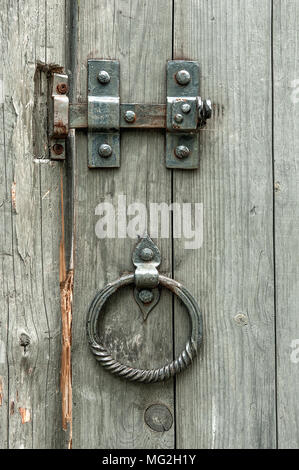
59, 169, 73, 449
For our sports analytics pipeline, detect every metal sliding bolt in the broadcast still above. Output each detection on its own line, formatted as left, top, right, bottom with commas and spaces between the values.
98, 144, 112, 158
175, 145, 190, 159
175, 69, 191, 86
124, 110, 136, 123
139, 290, 154, 304
97, 70, 111, 84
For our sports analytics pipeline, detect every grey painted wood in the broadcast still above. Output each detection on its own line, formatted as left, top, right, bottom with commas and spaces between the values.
72, 0, 175, 449
173, 0, 276, 448
273, 0, 299, 449
0, 0, 67, 449
1, 0, 298, 450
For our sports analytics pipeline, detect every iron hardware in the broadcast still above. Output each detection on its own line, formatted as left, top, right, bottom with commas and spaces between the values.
86, 236, 203, 383
49, 72, 69, 160
49, 60, 212, 168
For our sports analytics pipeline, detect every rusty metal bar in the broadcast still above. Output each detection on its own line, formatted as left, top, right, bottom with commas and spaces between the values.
69, 103, 167, 130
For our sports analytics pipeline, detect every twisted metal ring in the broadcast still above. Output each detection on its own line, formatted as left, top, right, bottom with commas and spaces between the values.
86, 273, 203, 383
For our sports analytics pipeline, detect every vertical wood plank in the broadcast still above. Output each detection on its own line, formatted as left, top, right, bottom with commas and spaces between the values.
173, 0, 276, 448
72, 0, 174, 449
273, 0, 299, 449
0, 0, 67, 449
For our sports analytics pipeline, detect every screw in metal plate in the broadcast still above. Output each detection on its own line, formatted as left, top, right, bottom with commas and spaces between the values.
174, 113, 184, 124
124, 110, 136, 123
181, 103, 191, 114
175, 69, 191, 86
140, 247, 154, 261
97, 70, 111, 84
175, 145, 190, 159
139, 289, 154, 304
56, 83, 68, 95
52, 143, 64, 155
98, 144, 112, 158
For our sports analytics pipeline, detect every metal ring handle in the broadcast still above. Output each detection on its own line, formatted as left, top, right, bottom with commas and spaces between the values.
86, 273, 203, 383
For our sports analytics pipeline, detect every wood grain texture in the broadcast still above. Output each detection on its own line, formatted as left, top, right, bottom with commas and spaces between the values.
273, 0, 299, 449
72, 0, 174, 449
173, 0, 276, 449
0, 0, 67, 449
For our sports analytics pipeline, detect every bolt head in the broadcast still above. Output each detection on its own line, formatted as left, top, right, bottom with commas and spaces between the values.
175, 145, 190, 159
175, 69, 191, 86
181, 103, 191, 114
57, 83, 68, 94
98, 144, 112, 158
174, 113, 184, 124
124, 110, 136, 123
97, 70, 111, 84
140, 247, 154, 261
52, 143, 64, 155
139, 289, 154, 304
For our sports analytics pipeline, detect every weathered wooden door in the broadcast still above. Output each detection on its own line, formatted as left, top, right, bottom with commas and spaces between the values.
1, 0, 299, 449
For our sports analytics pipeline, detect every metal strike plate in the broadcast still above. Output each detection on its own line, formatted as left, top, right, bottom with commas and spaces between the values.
49, 73, 69, 160
87, 60, 120, 168
166, 61, 200, 169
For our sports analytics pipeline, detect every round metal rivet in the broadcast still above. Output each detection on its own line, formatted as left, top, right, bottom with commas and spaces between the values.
174, 113, 184, 124
175, 145, 190, 159
124, 110, 136, 123
140, 247, 154, 261
139, 290, 154, 304
181, 103, 191, 114
98, 144, 112, 158
175, 69, 191, 86
97, 70, 111, 84
144, 405, 173, 432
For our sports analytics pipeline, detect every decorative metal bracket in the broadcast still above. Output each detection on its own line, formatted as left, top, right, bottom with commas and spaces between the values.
49, 60, 212, 169
86, 236, 203, 383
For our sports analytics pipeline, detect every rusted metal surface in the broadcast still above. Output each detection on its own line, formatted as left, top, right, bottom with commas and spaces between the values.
57, 82, 68, 95
120, 104, 166, 128
49, 72, 69, 162
69, 103, 167, 129
50, 139, 66, 161
69, 99, 210, 131
51, 73, 69, 138
86, 237, 203, 383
